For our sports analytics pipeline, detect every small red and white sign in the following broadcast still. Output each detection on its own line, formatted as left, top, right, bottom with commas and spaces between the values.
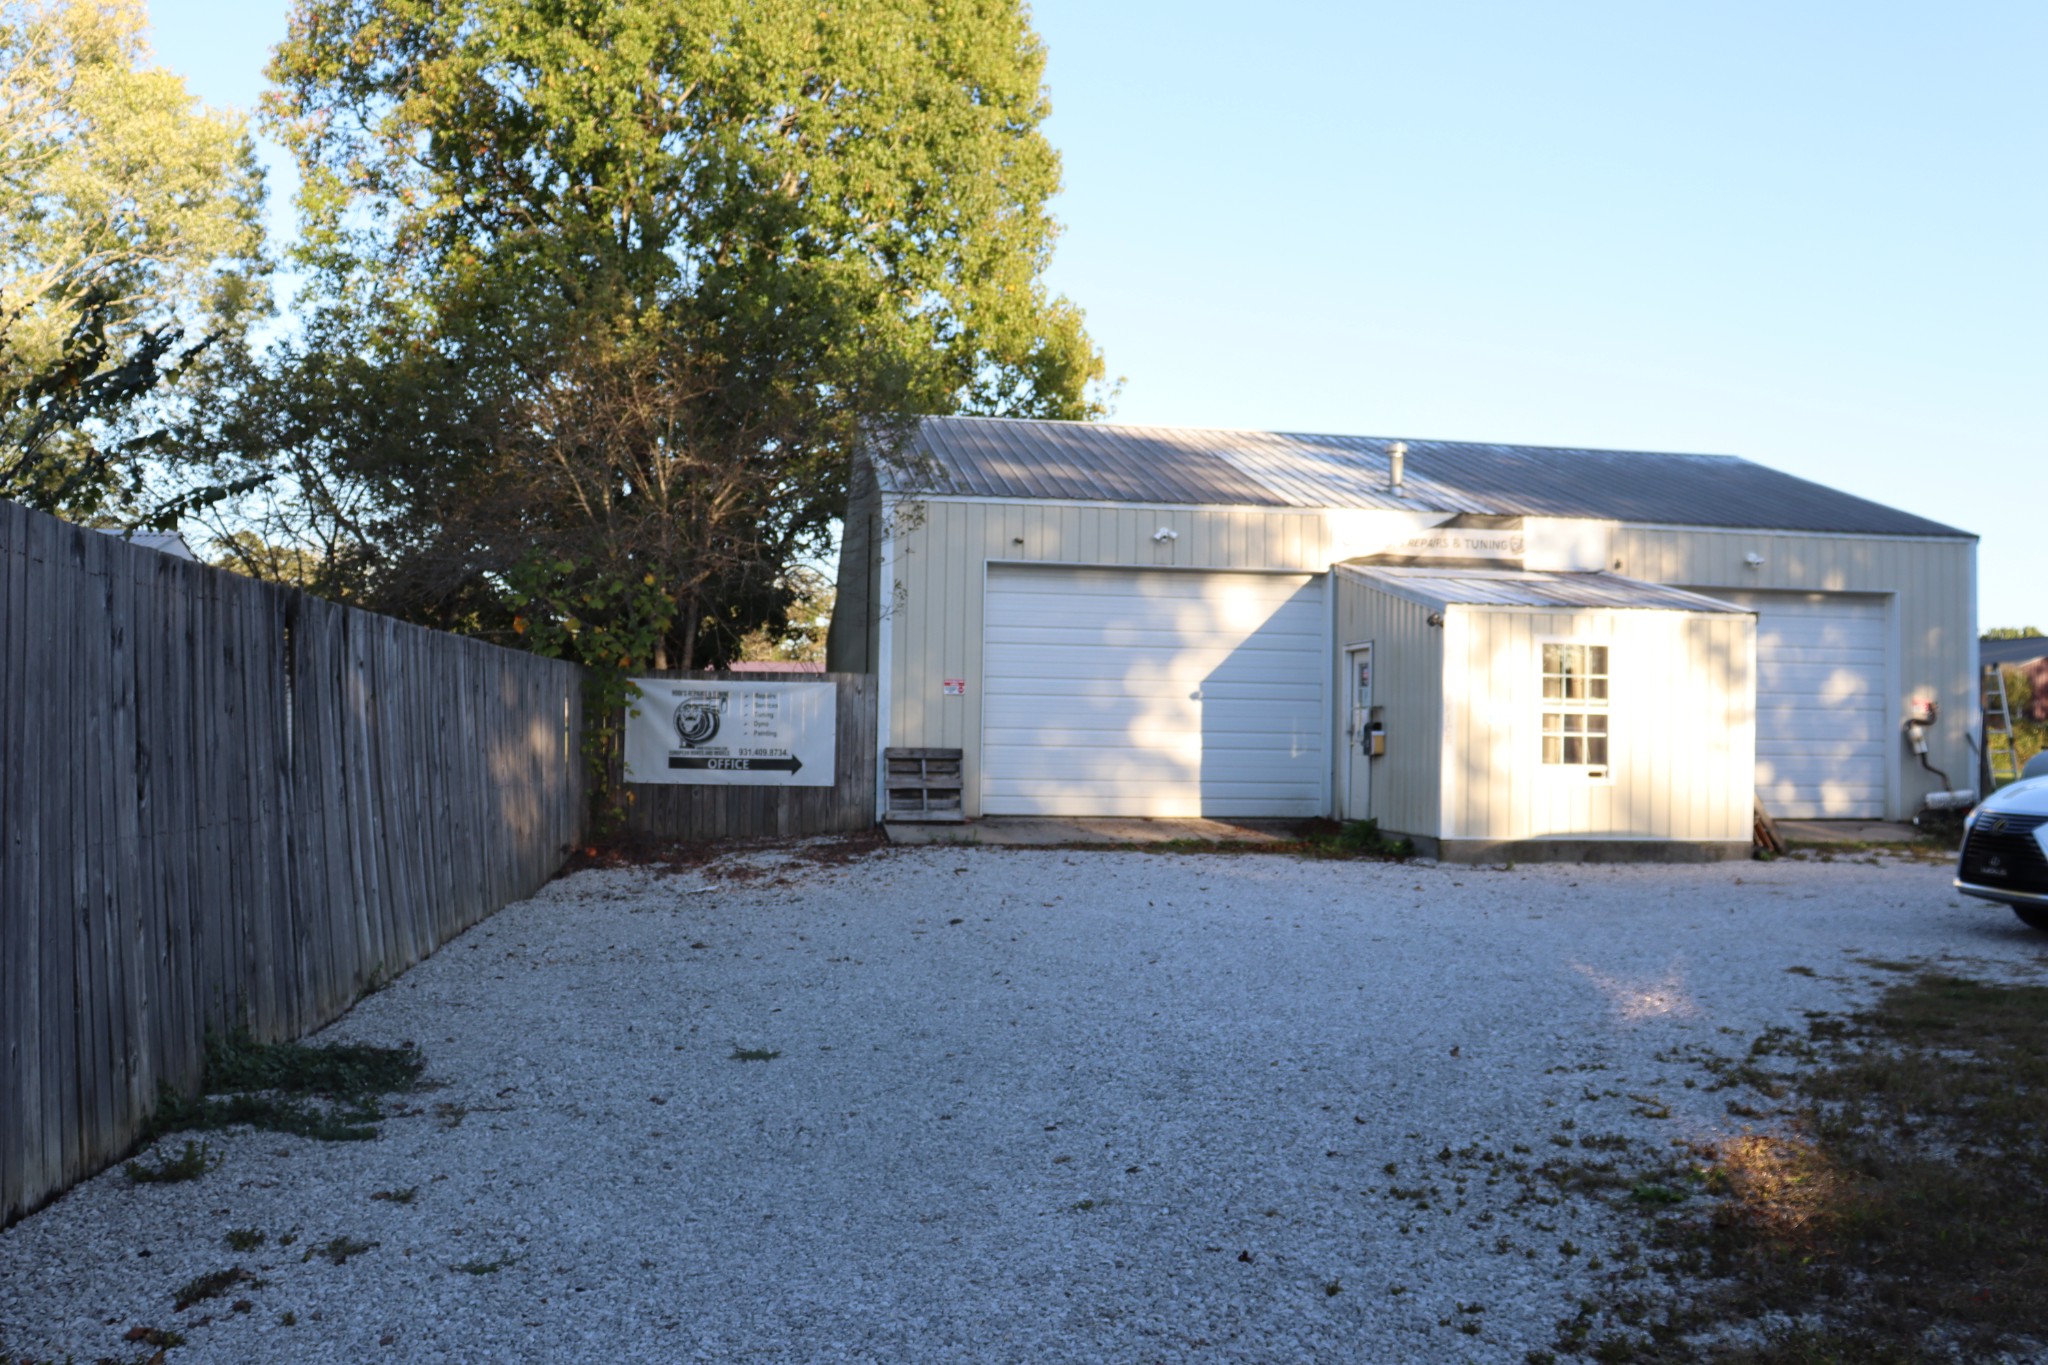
942, 678, 967, 696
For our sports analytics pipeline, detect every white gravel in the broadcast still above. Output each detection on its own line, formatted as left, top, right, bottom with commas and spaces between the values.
3, 846, 2042, 1364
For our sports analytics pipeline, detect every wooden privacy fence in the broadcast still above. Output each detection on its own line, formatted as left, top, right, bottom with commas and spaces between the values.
0, 499, 585, 1225
624, 671, 876, 840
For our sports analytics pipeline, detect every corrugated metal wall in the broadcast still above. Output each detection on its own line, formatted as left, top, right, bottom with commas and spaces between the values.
875, 499, 1964, 826
1440, 606, 1756, 843
1333, 571, 1443, 837
1613, 527, 1975, 819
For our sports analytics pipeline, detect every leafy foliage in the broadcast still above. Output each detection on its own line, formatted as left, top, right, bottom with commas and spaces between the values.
736, 574, 834, 664
0, 0, 267, 519
211, 0, 1105, 676
506, 553, 678, 830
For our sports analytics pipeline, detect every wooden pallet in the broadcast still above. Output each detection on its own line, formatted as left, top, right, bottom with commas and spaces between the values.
885, 747, 965, 822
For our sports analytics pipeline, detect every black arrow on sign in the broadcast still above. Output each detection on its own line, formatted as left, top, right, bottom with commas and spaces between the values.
668, 754, 804, 773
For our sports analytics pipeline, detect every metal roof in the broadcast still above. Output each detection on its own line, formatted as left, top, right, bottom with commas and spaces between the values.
91, 527, 198, 560
882, 416, 1970, 538
1338, 566, 1753, 614
1983, 636, 2048, 669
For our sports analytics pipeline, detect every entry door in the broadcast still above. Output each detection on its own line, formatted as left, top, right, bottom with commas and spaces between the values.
1343, 644, 1374, 820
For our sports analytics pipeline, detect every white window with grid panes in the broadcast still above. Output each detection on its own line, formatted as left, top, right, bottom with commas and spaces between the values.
1540, 642, 1610, 772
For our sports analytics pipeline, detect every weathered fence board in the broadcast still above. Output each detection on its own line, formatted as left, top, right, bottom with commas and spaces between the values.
625, 672, 876, 841
0, 499, 585, 1226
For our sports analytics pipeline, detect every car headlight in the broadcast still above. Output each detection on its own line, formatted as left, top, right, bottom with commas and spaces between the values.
1963, 807, 1981, 832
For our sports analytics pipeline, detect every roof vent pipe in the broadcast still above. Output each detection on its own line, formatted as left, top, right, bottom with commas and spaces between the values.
1387, 441, 1406, 490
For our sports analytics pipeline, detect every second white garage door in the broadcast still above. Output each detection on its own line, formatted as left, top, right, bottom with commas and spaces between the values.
1719, 591, 1890, 819
982, 566, 1327, 817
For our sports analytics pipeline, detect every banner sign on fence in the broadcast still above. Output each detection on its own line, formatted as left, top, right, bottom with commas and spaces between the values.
624, 679, 837, 786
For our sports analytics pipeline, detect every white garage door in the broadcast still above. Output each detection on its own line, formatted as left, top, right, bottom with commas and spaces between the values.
982, 566, 1327, 817
1721, 591, 1889, 819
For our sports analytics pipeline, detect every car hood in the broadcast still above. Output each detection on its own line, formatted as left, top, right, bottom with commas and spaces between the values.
1978, 776, 2048, 817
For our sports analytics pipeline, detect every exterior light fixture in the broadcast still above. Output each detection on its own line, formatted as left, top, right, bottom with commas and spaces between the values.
1153, 527, 1179, 543
1744, 552, 1766, 569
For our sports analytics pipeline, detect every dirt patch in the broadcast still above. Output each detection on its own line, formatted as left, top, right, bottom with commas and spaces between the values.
556, 829, 895, 879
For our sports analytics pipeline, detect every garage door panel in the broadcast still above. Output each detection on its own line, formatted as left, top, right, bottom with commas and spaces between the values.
991, 622, 1288, 649
1716, 591, 1889, 819
1758, 777, 1886, 803
1756, 644, 1887, 666
1756, 714, 1888, 743
1756, 666, 1884, 700
984, 752, 1197, 781
984, 680, 1202, 705
1191, 686, 1325, 708
985, 638, 1224, 667
1757, 736, 1889, 758
983, 566, 1326, 817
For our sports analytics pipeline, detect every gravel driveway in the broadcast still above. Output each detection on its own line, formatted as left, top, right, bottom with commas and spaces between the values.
3, 845, 2040, 1364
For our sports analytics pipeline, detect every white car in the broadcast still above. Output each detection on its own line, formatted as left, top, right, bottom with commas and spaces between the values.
1956, 757, 2048, 932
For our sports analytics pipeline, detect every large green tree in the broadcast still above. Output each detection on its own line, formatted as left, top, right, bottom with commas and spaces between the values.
231, 0, 1104, 668
0, 0, 267, 519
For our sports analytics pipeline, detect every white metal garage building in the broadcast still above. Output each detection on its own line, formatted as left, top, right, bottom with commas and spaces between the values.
829, 417, 1976, 858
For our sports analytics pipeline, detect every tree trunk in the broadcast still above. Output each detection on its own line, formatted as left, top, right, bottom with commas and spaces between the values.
679, 590, 700, 671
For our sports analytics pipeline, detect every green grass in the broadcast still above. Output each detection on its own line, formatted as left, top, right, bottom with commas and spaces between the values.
1307, 818, 1416, 859
150, 1029, 424, 1142
199, 1029, 422, 1097
223, 1227, 265, 1251
1556, 972, 2048, 1361
125, 1139, 219, 1184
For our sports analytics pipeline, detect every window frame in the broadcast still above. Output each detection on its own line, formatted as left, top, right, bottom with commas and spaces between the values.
1538, 639, 1613, 779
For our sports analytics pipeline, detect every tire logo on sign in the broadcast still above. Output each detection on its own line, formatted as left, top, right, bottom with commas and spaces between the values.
673, 695, 724, 748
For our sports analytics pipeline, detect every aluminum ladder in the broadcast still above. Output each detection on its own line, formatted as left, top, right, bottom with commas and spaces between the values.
1984, 663, 2021, 786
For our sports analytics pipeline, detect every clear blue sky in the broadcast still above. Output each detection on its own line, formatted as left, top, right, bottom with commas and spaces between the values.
148, 0, 2043, 628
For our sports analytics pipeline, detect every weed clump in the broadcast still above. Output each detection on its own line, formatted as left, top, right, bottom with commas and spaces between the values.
125, 1139, 219, 1184
451, 1253, 520, 1275
1310, 818, 1415, 860
172, 1267, 254, 1310
151, 1029, 424, 1143
303, 1235, 376, 1265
